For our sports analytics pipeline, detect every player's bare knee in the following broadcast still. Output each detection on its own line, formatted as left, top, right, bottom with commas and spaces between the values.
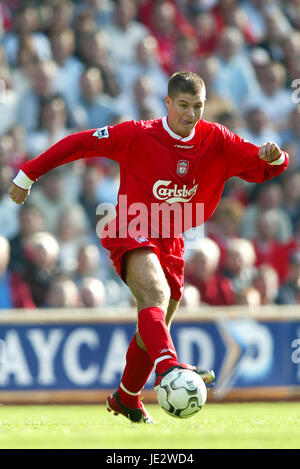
125, 247, 171, 310
139, 280, 170, 311
152, 283, 170, 310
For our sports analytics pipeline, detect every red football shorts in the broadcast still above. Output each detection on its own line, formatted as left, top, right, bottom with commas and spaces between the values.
101, 235, 185, 301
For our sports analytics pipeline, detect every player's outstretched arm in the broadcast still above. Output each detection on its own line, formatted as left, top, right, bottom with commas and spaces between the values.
8, 130, 97, 205
8, 122, 135, 205
217, 123, 289, 183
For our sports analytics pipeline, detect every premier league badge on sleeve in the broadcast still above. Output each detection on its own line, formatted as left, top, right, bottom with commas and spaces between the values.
177, 160, 189, 176
92, 127, 109, 139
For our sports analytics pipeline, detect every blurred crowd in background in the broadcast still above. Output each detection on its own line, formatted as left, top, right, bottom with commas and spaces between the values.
0, 0, 300, 311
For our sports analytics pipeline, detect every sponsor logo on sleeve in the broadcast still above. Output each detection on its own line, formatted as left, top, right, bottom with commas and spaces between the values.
92, 127, 109, 139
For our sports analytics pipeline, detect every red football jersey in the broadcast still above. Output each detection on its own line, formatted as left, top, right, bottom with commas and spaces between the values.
19, 117, 288, 238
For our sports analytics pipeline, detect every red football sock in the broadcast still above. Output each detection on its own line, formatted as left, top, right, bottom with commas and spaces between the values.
138, 307, 178, 375
117, 333, 153, 409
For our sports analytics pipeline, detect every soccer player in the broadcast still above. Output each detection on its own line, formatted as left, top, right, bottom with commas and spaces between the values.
8, 71, 288, 423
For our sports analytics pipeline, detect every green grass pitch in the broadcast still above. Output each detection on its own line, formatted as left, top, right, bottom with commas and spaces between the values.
0, 402, 299, 449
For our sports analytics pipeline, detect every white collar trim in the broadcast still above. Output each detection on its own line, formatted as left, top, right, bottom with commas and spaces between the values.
162, 116, 195, 142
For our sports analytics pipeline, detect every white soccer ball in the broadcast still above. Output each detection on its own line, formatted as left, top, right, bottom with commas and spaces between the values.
156, 369, 207, 419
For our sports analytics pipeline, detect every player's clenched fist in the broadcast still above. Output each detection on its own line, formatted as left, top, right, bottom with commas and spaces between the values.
258, 141, 282, 163
8, 182, 30, 205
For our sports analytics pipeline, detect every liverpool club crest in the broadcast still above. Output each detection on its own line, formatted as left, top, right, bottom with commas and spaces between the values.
176, 160, 189, 177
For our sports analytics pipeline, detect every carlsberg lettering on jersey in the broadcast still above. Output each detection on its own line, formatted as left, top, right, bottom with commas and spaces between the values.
153, 180, 198, 204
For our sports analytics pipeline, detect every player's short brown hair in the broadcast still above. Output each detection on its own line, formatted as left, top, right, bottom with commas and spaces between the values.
167, 71, 205, 98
